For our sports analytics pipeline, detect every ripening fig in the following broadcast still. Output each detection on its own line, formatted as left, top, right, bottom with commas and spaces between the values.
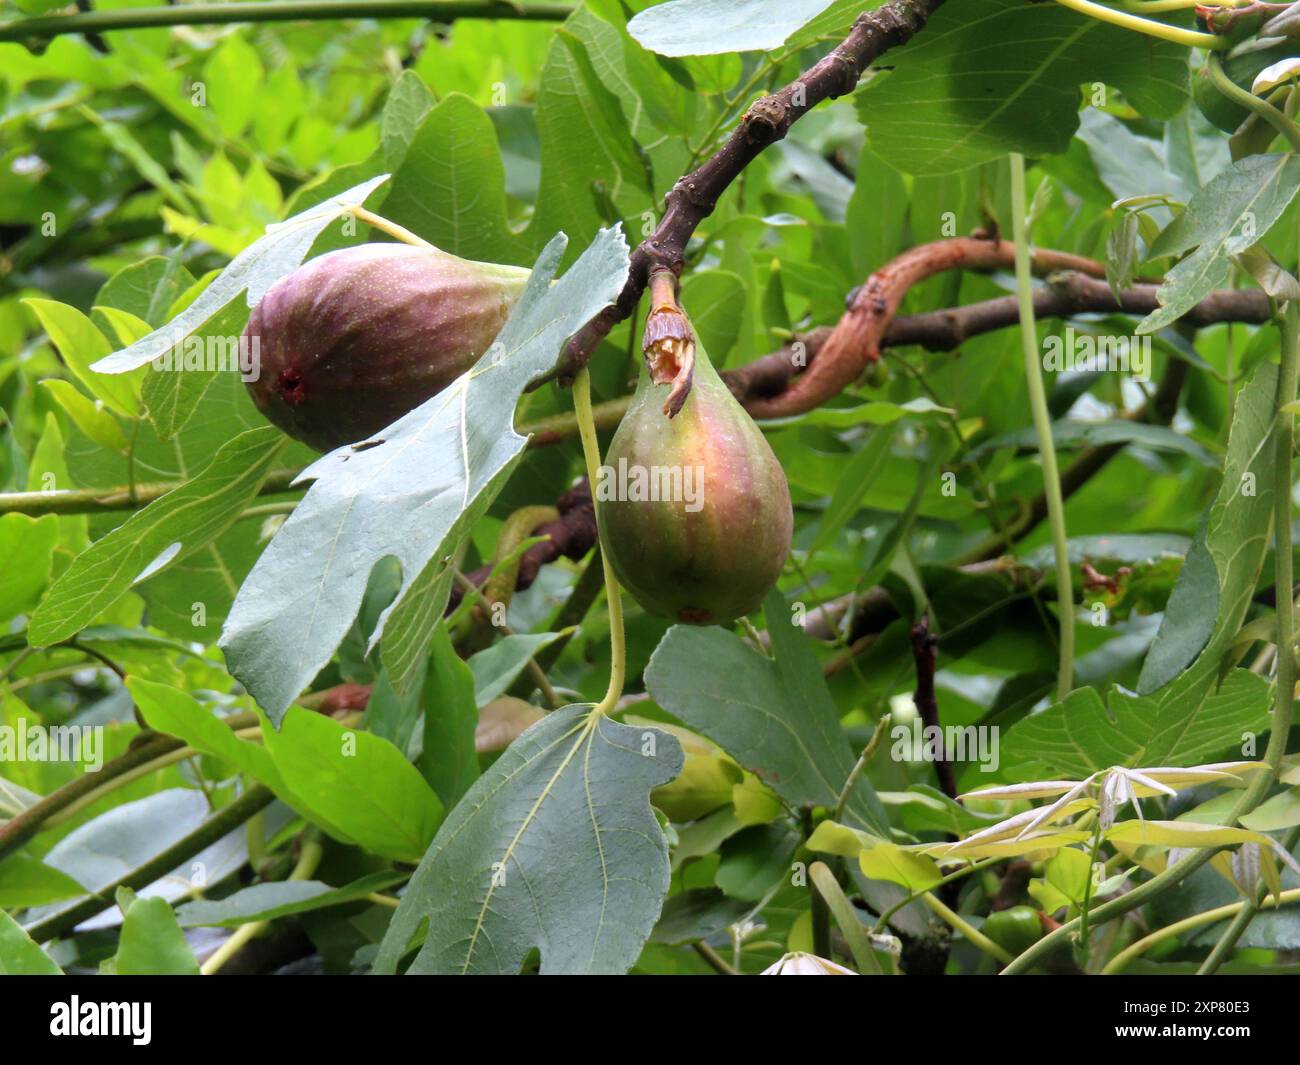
596, 273, 792, 625
244, 242, 530, 452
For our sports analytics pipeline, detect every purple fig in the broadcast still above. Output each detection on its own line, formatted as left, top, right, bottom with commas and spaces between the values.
597, 299, 792, 625
244, 242, 530, 452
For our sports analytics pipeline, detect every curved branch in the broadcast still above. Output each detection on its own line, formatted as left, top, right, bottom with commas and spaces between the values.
0, 269, 1269, 521
749, 237, 1100, 419
547, 0, 948, 384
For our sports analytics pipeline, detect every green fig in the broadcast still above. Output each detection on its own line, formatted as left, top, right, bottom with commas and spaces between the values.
245, 242, 530, 452
597, 280, 792, 625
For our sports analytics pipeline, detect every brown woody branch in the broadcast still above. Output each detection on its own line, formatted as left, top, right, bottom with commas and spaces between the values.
446, 481, 597, 611
521, 268, 1271, 437
545, 0, 948, 385
910, 614, 956, 800
745, 237, 1255, 418
0, 259, 1270, 523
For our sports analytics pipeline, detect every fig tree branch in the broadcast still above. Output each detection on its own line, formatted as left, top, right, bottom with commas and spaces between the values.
0, 272, 1267, 520
745, 237, 1250, 419
909, 614, 956, 800
547, 0, 949, 384
0, 1, 573, 44
0, 732, 184, 863
523, 270, 1271, 439
24, 784, 276, 944
0, 467, 303, 516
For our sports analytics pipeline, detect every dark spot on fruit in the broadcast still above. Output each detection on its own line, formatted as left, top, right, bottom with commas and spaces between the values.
278, 367, 307, 406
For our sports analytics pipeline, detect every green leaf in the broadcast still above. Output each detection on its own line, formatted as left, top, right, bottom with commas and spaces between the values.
380, 70, 436, 170
650, 888, 753, 945
805, 821, 943, 891
0, 855, 87, 909
0, 911, 61, 975
1240, 789, 1300, 832
373, 705, 683, 974
1138, 362, 1278, 695
174, 872, 406, 927
90, 174, 390, 375
845, 144, 909, 277
25, 789, 261, 927
113, 892, 199, 975
1032, 847, 1092, 911
261, 708, 443, 864
128, 677, 286, 791
809, 425, 894, 556
382, 92, 524, 264
220, 227, 629, 723
467, 631, 566, 706
95, 255, 197, 328
645, 590, 889, 836
420, 623, 480, 811
878, 785, 1004, 836
39, 379, 129, 453
628, 0, 837, 56
855, 0, 1186, 175
1140, 154, 1300, 333
129, 677, 419, 852
79, 107, 198, 216
25, 298, 141, 417
28, 428, 287, 647
680, 270, 747, 364
859, 841, 943, 892
202, 32, 265, 140
716, 823, 800, 901
1106, 819, 1276, 849
0, 514, 58, 624
767, 398, 951, 431
1002, 669, 1271, 776
976, 419, 1217, 466
529, 34, 653, 257
1021, 534, 1191, 570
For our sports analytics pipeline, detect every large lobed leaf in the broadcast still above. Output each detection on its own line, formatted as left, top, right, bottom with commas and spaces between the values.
1001, 669, 1271, 777
220, 227, 630, 724
855, 0, 1187, 175
628, 0, 840, 57
373, 706, 683, 975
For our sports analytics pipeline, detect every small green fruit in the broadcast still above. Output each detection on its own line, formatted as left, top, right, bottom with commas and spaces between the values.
597, 325, 792, 626
245, 242, 529, 452
983, 906, 1044, 956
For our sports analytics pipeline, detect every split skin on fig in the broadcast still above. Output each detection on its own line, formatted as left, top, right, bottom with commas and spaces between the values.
244, 242, 530, 452
597, 338, 793, 626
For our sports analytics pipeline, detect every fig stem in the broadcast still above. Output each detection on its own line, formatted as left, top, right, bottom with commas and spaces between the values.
572, 369, 625, 715
347, 206, 434, 249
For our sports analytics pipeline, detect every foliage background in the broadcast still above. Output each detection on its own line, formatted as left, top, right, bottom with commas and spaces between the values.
0, 0, 1297, 975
